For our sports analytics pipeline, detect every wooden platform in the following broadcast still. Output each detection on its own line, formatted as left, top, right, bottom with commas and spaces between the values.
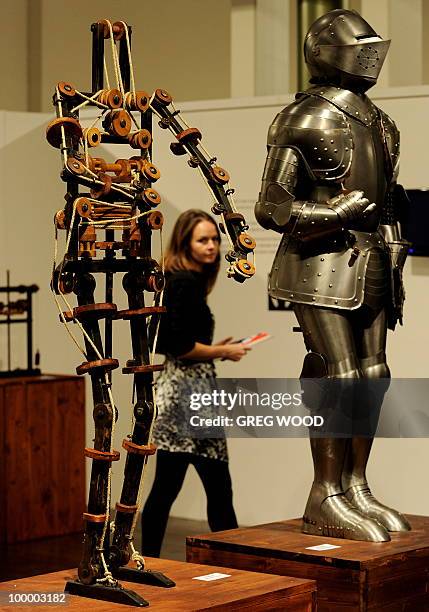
0, 557, 316, 611
187, 515, 429, 611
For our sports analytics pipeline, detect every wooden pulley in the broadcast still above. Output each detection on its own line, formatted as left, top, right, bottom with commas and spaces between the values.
90, 173, 112, 199
98, 88, 122, 109
84, 127, 101, 148
76, 358, 119, 375
75, 197, 93, 218
211, 165, 230, 184
143, 188, 161, 207
141, 160, 161, 182
125, 91, 150, 112
98, 19, 126, 41
84, 447, 120, 461
104, 109, 132, 137
112, 21, 127, 40
176, 127, 202, 144
128, 129, 152, 149
46, 117, 82, 149
145, 273, 164, 292
170, 142, 186, 156
129, 156, 144, 172
238, 233, 256, 251
234, 259, 256, 278
88, 156, 107, 173
122, 439, 157, 456
57, 81, 76, 97
224, 211, 245, 222
114, 158, 132, 182
66, 157, 86, 176
147, 210, 164, 230
54, 209, 66, 229
83, 513, 107, 523
154, 88, 173, 105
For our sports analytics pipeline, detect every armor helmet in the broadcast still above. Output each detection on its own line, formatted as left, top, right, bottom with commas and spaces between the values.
304, 9, 390, 91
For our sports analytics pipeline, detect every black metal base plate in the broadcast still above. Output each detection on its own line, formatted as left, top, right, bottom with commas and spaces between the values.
64, 579, 149, 607
113, 567, 176, 588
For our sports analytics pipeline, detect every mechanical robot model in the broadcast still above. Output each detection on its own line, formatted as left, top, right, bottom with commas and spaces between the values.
255, 9, 410, 542
47, 19, 255, 607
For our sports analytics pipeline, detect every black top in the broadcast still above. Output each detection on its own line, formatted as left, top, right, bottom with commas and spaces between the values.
156, 270, 214, 358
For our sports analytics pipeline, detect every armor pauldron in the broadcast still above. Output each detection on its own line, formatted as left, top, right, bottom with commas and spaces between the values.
268, 95, 353, 182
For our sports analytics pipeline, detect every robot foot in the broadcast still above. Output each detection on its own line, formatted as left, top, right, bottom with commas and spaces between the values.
303, 490, 390, 542
344, 483, 411, 532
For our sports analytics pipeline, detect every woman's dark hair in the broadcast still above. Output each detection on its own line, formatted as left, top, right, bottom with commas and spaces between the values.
164, 209, 221, 293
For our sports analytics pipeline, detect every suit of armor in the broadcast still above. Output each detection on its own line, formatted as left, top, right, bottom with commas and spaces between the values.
256, 9, 410, 541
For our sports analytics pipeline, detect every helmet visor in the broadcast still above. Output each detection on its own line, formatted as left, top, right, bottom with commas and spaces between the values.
318, 39, 391, 80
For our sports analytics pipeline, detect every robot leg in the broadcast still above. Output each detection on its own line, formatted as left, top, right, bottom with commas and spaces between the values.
109, 270, 175, 587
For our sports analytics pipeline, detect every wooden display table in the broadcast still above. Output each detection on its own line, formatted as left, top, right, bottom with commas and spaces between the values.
0, 557, 316, 611
0, 374, 85, 543
187, 515, 429, 611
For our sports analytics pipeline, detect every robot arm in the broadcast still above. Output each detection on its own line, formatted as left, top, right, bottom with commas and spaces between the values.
149, 89, 256, 283
255, 145, 375, 240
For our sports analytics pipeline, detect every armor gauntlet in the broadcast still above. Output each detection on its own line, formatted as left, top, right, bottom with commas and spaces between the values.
255, 146, 374, 240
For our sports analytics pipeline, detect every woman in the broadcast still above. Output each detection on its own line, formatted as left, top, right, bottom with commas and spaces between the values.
141, 209, 250, 557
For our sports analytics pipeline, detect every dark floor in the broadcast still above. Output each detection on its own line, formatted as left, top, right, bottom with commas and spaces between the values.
0, 517, 209, 583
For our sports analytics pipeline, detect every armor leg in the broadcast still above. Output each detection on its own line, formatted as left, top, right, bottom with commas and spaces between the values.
295, 304, 390, 542
342, 308, 411, 532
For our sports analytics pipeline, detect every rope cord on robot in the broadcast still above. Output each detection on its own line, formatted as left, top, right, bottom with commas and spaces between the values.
71, 90, 109, 114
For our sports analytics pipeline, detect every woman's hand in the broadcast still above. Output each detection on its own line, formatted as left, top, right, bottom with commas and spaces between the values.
220, 343, 251, 362
214, 337, 233, 346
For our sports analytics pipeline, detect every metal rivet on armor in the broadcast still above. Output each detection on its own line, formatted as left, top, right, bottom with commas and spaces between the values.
330, 139, 334, 143
303, 278, 307, 282
314, 147, 318, 150
332, 268, 335, 272
320, 138, 324, 142
324, 147, 328, 151
362, 253, 366, 257
318, 157, 322, 161
345, 147, 349, 151
329, 283, 333, 288
354, 299, 358, 302
314, 288, 318, 292
356, 111, 359, 115
328, 158, 332, 162
303, 215, 308, 219
312, 297, 316, 301
324, 217, 328, 221
358, 277, 361, 281
335, 300, 338, 304
334, 149, 338, 153
321, 257, 325, 261
311, 221, 315, 224
345, 105, 348, 109
342, 164, 346, 168
306, 263, 310, 267
317, 273, 321, 276
325, 172, 329, 175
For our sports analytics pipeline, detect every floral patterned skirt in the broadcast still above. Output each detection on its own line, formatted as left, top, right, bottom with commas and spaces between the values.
151, 357, 228, 462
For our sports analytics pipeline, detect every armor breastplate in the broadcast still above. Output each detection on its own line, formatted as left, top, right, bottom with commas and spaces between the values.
268, 86, 398, 310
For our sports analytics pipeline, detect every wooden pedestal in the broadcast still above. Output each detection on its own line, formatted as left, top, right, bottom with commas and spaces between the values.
0, 375, 85, 544
0, 558, 316, 611
187, 515, 429, 611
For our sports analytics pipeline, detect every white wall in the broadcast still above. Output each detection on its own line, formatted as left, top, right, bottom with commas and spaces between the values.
1, 85, 428, 528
